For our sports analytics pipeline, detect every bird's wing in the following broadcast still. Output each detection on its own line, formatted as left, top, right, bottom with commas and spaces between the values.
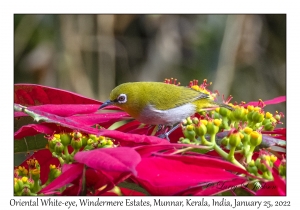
173, 89, 210, 107
147, 84, 210, 110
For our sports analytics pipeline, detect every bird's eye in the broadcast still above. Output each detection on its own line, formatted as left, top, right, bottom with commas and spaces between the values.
117, 94, 127, 104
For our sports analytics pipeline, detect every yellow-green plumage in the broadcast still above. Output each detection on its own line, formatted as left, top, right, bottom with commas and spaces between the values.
102, 82, 228, 126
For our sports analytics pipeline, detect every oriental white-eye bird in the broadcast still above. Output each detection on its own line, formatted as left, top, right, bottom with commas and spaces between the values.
99, 82, 233, 139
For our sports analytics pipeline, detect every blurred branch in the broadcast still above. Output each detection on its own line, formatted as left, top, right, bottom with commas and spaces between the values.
59, 15, 94, 98
213, 15, 246, 97
97, 15, 116, 101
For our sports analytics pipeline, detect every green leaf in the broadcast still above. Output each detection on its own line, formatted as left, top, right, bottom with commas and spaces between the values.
14, 134, 48, 154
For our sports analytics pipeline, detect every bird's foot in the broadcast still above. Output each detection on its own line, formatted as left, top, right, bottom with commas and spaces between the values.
157, 133, 170, 141
156, 123, 180, 141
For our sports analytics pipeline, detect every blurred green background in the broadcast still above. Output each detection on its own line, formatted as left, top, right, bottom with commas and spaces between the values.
14, 14, 286, 116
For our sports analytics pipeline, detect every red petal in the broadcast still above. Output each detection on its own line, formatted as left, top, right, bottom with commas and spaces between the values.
120, 187, 146, 196
14, 84, 101, 106
195, 178, 248, 195
135, 143, 211, 158
69, 112, 130, 127
154, 153, 250, 175
14, 123, 72, 139
28, 104, 101, 117
244, 96, 286, 107
98, 129, 169, 146
116, 120, 142, 132
74, 147, 141, 176
134, 156, 240, 195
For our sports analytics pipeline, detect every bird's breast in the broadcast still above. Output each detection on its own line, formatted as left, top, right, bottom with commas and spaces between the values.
137, 103, 197, 126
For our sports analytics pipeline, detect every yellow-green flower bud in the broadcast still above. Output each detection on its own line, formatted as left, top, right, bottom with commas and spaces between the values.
264, 123, 275, 131
186, 117, 193, 125
97, 136, 105, 142
262, 155, 273, 167
15, 179, 24, 193
242, 114, 248, 122
87, 138, 94, 145
21, 176, 28, 184
249, 159, 255, 167
232, 107, 244, 120
241, 133, 250, 144
60, 133, 71, 146
275, 114, 281, 121
83, 144, 95, 151
73, 131, 82, 139
265, 112, 273, 119
254, 107, 261, 112
219, 107, 230, 117
14, 179, 21, 193
250, 131, 262, 147
16, 166, 29, 176
247, 105, 254, 111
195, 120, 208, 137
244, 127, 253, 135
192, 117, 199, 125
97, 142, 103, 148
262, 172, 273, 180
260, 163, 268, 172
228, 111, 236, 121
270, 155, 277, 163
100, 138, 107, 146
206, 120, 220, 135
279, 159, 286, 178
103, 144, 114, 148
252, 112, 264, 123
255, 158, 261, 168
187, 124, 194, 131
213, 119, 222, 126
21, 186, 31, 196
89, 134, 97, 139
107, 139, 113, 145
247, 160, 258, 175
48, 165, 61, 182
262, 118, 271, 126
221, 137, 229, 146
71, 137, 83, 149
261, 154, 270, 162
31, 169, 40, 182
249, 166, 258, 175
229, 131, 241, 147
183, 125, 196, 141
211, 111, 221, 119
48, 136, 60, 150
54, 142, 64, 154
181, 138, 191, 144
200, 120, 208, 125
81, 136, 88, 146
247, 111, 254, 122
25, 179, 34, 190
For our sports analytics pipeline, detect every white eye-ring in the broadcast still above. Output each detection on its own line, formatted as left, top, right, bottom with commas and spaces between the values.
117, 94, 127, 104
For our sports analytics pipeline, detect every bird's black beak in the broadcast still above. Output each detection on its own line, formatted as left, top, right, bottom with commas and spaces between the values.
99, 100, 113, 109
